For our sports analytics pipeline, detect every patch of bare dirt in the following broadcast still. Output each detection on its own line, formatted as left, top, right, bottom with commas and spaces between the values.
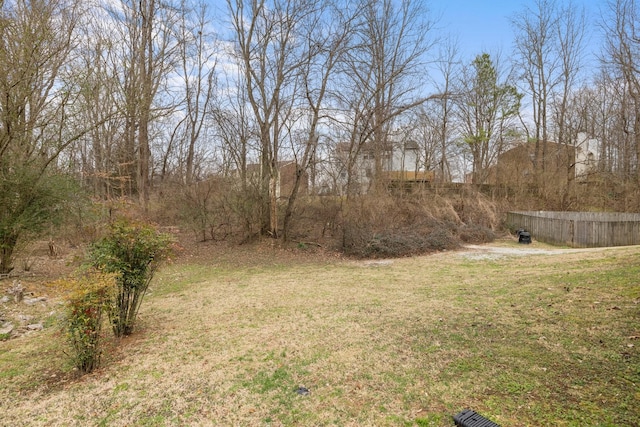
0, 240, 80, 341
458, 240, 618, 260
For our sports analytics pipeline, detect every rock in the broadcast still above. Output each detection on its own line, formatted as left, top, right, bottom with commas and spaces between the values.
296, 386, 310, 396
18, 314, 34, 323
23, 296, 47, 305
26, 323, 43, 331
0, 322, 14, 336
0, 296, 9, 304
9, 280, 23, 303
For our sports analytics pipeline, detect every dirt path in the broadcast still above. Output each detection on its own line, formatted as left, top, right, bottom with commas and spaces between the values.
457, 242, 619, 260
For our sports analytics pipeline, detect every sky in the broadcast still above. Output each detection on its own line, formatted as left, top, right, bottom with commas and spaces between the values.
436, 0, 606, 63
209, 0, 607, 66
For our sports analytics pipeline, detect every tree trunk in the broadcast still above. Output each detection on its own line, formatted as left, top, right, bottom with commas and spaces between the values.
282, 164, 304, 242
269, 164, 278, 238
0, 232, 17, 275
138, 114, 151, 210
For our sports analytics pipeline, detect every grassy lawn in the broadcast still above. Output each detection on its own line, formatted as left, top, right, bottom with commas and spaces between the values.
1, 240, 639, 426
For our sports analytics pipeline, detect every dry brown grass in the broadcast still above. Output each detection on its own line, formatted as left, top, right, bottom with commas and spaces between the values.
1, 238, 639, 426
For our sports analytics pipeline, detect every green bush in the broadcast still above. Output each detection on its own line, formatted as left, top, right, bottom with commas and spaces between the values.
0, 168, 78, 275
89, 219, 172, 337
57, 271, 116, 374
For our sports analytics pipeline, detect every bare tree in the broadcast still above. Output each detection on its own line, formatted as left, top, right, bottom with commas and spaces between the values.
0, 0, 84, 273
227, 0, 314, 237
358, 0, 434, 192
552, 1, 587, 147
411, 107, 441, 179
550, 2, 587, 208
106, 0, 179, 210
335, 0, 436, 195
175, 0, 217, 185
602, 0, 640, 188
281, 1, 355, 241
512, 0, 562, 172
427, 36, 461, 184
211, 75, 263, 237
70, 11, 126, 198
214, 79, 256, 184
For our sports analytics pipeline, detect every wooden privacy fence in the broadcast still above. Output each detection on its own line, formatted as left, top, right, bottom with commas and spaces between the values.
506, 211, 640, 248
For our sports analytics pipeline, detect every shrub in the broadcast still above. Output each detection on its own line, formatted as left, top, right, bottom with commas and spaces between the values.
452, 188, 500, 230
340, 195, 463, 258
89, 219, 172, 337
365, 231, 428, 257
57, 271, 116, 374
424, 227, 459, 251
459, 224, 497, 243
0, 169, 77, 275
168, 177, 262, 243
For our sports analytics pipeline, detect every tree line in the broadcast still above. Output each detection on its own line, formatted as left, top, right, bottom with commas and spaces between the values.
1, 0, 639, 271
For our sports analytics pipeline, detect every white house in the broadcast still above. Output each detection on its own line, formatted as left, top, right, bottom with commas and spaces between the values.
575, 132, 599, 179
331, 131, 430, 194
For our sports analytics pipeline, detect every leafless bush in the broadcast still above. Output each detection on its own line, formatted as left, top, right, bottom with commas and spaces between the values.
458, 225, 496, 243
335, 188, 505, 258
225, 184, 263, 241
173, 177, 239, 242
339, 194, 464, 258
451, 189, 500, 230
307, 196, 343, 239
361, 226, 459, 258
157, 180, 501, 256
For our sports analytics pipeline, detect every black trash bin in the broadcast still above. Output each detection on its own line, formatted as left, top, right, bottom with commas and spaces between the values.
518, 231, 531, 244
